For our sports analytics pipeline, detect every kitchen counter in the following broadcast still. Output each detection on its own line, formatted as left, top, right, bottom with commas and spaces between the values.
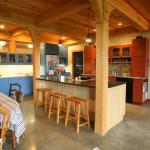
109, 75, 147, 80
36, 76, 126, 132
37, 76, 125, 88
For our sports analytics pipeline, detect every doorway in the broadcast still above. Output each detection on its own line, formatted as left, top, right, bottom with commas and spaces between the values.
72, 52, 83, 77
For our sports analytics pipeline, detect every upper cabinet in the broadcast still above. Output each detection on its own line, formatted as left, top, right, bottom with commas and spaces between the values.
59, 45, 68, 65
0, 53, 7, 64
131, 38, 149, 77
83, 45, 96, 74
0, 52, 32, 65
109, 45, 132, 63
43, 43, 68, 65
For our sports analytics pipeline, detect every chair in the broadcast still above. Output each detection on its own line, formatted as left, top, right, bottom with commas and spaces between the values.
14, 91, 24, 111
0, 106, 11, 150
9, 83, 21, 98
65, 96, 90, 133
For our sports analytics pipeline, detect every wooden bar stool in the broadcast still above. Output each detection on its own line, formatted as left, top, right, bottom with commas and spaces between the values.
65, 96, 90, 133
48, 92, 67, 124
36, 88, 51, 111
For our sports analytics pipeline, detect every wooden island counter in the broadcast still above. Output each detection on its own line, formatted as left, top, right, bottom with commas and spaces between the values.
36, 77, 126, 131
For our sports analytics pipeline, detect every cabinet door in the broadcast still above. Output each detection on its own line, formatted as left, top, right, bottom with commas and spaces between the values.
9, 54, 16, 64
132, 38, 146, 57
133, 79, 143, 104
122, 46, 131, 57
112, 47, 121, 57
0, 53, 8, 64
59, 46, 68, 65
84, 45, 96, 74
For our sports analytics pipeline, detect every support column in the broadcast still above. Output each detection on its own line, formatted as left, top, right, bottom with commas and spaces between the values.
94, 1, 113, 135
9, 37, 16, 52
28, 26, 41, 103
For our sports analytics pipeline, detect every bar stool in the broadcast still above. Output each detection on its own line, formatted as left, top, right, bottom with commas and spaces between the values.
48, 92, 67, 124
65, 96, 90, 133
36, 88, 51, 111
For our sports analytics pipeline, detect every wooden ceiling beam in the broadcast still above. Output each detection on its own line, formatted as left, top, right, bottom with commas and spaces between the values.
37, 0, 90, 26
107, 0, 150, 30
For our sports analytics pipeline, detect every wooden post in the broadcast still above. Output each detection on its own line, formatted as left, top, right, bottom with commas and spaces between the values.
9, 37, 16, 52
92, 0, 113, 135
28, 26, 41, 104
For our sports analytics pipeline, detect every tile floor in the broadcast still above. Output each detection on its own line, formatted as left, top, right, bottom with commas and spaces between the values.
4, 96, 150, 150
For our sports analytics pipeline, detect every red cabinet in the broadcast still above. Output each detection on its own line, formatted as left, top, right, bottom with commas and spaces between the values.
133, 79, 148, 104
108, 76, 116, 81
131, 38, 149, 77
109, 45, 132, 63
83, 45, 96, 74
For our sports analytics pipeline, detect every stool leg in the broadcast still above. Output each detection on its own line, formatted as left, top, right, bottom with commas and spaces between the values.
85, 102, 90, 128
65, 101, 70, 126
36, 91, 39, 110
56, 98, 61, 124
76, 104, 80, 133
44, 91, 48, 112
48, 96, 53, 119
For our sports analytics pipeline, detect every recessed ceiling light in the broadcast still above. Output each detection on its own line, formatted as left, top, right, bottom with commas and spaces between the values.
93, 29, 96, 32
0, 24, 5, 29
118, 22, 123, 26
62, 36, 65, 40
0, 41, 6, 46
28, 44, 33, 48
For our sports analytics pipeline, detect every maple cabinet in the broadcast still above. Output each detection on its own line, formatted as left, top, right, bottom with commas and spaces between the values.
131, 38, 149, 77
83, 45, 96, 74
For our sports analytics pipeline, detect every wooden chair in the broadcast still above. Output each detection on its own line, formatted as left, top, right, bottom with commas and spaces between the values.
14, 90, 24, 111
36, 88, 52, 112
0, 106, 11, 150
48, 92, 67, 124
65, 96, 90, 133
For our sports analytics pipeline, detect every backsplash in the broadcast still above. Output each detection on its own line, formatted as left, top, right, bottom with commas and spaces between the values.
109, 63, 131, 76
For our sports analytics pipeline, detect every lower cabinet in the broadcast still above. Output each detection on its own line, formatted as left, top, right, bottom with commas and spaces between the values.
0, 76, 33, 96
133, 79, 148, 104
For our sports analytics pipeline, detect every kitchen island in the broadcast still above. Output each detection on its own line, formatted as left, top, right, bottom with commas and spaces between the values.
36, 76, 126, 131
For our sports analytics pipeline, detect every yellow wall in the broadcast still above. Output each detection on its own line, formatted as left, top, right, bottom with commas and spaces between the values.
65, 44, 84, 75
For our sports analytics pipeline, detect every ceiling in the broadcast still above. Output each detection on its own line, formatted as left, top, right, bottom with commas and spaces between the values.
0, 0, 149, 44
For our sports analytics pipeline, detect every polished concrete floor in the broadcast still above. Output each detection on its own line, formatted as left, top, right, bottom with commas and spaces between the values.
4, 96, 150, 150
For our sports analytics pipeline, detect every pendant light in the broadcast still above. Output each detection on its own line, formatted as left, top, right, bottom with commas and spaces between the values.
58, 20, 63, 46
85, 8, 92, 43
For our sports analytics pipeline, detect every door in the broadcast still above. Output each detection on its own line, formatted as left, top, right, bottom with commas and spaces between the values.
72, 52, 83, 77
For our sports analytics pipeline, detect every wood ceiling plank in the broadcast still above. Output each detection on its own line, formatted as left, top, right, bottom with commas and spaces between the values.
107, 0, 150, 30
37, 0, 90, 26
125, 0, 150, 22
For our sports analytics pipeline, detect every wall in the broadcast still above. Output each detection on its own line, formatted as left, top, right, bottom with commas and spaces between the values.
65, 44, 84, 76
0, 65, 33, 77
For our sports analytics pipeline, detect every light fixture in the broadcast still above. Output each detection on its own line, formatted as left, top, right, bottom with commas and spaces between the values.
118, 22, 123, 26
0, 24, 5, 29
93, 28, 96, 32
0, 41, 6, 46
58, 20, 63, 46
85, 8, 92, 43
27, 44, 33, 48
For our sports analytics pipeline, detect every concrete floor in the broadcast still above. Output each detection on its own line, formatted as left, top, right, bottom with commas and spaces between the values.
4, 96, 150, 150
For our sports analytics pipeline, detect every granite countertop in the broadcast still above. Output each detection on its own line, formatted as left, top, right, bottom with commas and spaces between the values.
109, 75, 147, 80
37, 76, 125, 88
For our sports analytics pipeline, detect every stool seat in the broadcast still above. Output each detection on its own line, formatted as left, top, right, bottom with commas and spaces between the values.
48, 92, 67, 124
65, 96, 90, 133
35, 88, 52, 112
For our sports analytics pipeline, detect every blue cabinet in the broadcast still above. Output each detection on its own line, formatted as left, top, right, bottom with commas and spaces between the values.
0, 53, 32, 65
59, 45, 68, 65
